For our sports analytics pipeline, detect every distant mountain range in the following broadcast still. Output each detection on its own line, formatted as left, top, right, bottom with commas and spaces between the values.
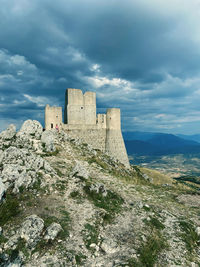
123, 131, 200, 156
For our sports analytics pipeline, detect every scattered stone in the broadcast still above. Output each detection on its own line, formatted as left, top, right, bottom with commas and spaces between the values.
101, 239, 118, 254
19, 215, 44, 247
4, 234, 20, 250
44, 223, 62, 241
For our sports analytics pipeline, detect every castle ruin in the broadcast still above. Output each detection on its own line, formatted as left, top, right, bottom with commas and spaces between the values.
45, 88, 130, 168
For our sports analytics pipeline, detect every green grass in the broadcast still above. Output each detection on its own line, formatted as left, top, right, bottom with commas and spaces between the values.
42, 148, 60, 157
0, 194, 21, 226
178, 219, 199, 252
88, 156, 108, 170
138, 232, 167, 267
83, 182, 124, 223
75, 253, 87, 265
129, 214, 167, 266
82, 223, 99, 251
55, 168, 63, 177
0, 234, 8, 245
69, 190, 83, 203
144, 217, 165, 230
58, 210, 71, 239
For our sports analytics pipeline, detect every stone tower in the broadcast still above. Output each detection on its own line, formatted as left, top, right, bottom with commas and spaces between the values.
64, 89, 96, 125
105, 108, 130, 167
45, 104, 62, 130
45, 88, 130, 168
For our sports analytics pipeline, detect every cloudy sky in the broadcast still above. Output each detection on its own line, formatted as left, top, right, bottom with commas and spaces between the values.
1, 0, 200, 134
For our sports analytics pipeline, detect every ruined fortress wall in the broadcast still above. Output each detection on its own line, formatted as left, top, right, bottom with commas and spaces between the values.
64, 89, 96, 125
97, 114, 106, 129
45, 88, 130, 168
105, 109, 130, 167
62, 124, 106, 151
45, 105, 62, 130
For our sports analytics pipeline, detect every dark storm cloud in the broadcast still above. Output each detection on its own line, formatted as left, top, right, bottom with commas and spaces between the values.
1, 0, 200, 133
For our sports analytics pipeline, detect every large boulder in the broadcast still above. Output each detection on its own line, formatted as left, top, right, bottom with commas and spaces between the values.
19, 215, 44, 247
41, 130, 57, 152
0, 124, 16, 140
17, 120, 43, 140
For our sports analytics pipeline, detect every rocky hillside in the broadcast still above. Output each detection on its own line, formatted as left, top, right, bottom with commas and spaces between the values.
0, 120, 199, 267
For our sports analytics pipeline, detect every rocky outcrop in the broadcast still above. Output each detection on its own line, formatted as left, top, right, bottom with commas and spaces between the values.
20, 215, 44, 247
0, 124, 16, 140
17, 120, 43, 140
0, 146, 53, 194
71, 161, 89, 180
41, 130, 57, 152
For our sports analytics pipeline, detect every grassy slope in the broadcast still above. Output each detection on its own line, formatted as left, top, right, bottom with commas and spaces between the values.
0, 134, 200, 266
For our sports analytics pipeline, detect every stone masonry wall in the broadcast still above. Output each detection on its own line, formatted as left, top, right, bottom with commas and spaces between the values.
45, 105, 62, 130
63, 126, 106, 151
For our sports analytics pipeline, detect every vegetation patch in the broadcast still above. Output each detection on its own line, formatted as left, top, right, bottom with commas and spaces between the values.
144, 217, 165, 230
75, 252, 87, 265
178, 219, 199, 252
42, 148, 60, 157
58, 210, 71, 239
88, 156, 108, 170
0, 193, 21, 226
42, 210, 71, 241
0, 234, 8, 245
54, 179, 68, 191
138, 232, 167, 267
55, 168, 63, 177
82, 223, 99, 252
83, 182, 124, 223
129, 230, 167, 267
69, 190, 83, 203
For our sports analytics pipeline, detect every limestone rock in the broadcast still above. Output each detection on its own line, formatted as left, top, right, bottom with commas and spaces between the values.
0, 146, 54, 193
17, 120, 43, 140
71, 161, 89, 180
19, 215, 44, 247
41, 130, 57, 152
196, 227, 200, 236
100, 239, 118, 254
0, 177, 5, 202
89, 183, 107, 197
4, 234, 20, 250
0, 124, 16, 140
44, 223, 62, 241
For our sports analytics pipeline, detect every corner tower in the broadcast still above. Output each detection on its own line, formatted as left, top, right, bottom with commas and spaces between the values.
105, 108, 130, 168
